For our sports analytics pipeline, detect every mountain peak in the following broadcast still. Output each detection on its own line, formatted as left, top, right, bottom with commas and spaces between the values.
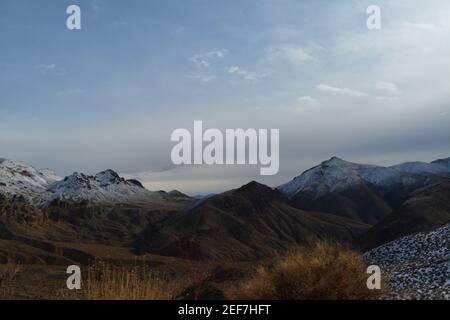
61, 172, 92, 189
431, 157, 450, 167
236, 181, 276, 203
321, 156, 350, 166
168, 190, 190, 198
59, 170, 128, 190
97, 169, 119, 175
278, 156, 416, 200
238, 181, 272, 192
49, 170, 161, 205
95, 169, 124, 186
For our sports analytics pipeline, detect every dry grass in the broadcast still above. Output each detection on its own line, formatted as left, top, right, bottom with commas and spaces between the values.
82, 260, 175, 300
84, 260, 174, 300
229, 242, 384, 300
0, 262, 183, 300
1, 243, 385, 300
0, 260, 22, 297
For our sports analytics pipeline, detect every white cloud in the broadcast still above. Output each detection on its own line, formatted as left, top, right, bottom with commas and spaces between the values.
34, 64, 64, 75
190, 49, 228, 67
35, 64, 56, 70
186, 74, 217, 82
376, 82, 401, 96
265, 44, 313, 66
297, 96, 316, 103
296, 96, 317, 109
316, 84, 366, 97
228, 66, 266, 81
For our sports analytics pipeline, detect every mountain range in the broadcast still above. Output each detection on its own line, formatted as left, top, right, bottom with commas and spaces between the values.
0, 158, 189, 207
1, 155, 449, 264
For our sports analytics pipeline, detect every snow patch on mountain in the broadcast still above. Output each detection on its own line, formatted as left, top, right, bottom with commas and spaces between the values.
390, 158, 450, 176
278, 157, 421, 199
0, 158, 172, 206
364, 224, 449, 300
48, 170, 165, 205
0, 159, 60, 205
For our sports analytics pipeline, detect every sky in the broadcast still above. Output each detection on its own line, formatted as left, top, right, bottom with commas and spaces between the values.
0, 0, 449, 194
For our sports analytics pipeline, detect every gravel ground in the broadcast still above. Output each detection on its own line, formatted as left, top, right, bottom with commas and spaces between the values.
364, 224, 449, 300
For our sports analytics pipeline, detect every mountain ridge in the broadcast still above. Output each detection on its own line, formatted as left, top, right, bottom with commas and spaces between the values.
133, 181, 370, 261
0, 158, 187, 207
277, 156, 449, 198
2, 155, 450, 225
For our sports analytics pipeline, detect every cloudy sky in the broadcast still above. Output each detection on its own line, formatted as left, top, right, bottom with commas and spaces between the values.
1, 0, 449, 194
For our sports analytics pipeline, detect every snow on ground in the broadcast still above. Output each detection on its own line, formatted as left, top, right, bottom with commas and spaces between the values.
364, 224, 450, 300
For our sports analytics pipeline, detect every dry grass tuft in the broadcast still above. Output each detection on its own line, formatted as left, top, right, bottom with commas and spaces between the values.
230, 242, 384, 300
83, 260, 175, 300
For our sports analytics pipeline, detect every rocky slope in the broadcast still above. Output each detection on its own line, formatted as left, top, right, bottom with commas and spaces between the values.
364, 224, 449, 300
359, 182, 450, 250
133, 181, 370, 261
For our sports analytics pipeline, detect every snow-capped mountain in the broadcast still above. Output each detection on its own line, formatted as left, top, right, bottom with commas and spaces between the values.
390, 157, 450, 176
48, 169, 166, 205
364, 224, 449, 300
0, 158, 180, 207
0, 158, 60, 205
277, 157, 424, 199
277, 156, 450, 225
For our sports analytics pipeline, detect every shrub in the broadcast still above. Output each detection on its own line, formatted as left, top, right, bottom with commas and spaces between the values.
230, 242, 383, 300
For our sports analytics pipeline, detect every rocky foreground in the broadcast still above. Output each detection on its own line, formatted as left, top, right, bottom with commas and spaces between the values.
364, 224, 449, 300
